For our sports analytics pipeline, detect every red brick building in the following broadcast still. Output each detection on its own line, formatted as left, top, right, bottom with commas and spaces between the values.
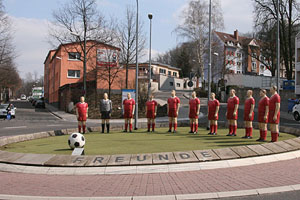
44, 40, 136, 107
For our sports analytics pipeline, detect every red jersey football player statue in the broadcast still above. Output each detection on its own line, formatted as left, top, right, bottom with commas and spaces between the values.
208, 92, 220, 135
76, 96, 88, 134
243, 90, 255, 139
226, 89, 239, 136
257, 89, 269, 142
189, 91, 200, 134
268, 85, 281, 142
123, 93, 135, 132
167, 90, 180, 133
146, 94, 158, 132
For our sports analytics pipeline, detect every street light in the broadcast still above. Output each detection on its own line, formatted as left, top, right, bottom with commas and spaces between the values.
276, 0, 280, 94
148, 13, 153, 98
207, 0, 212, 130
134, 0, 139, 130
71, 31, 87, 98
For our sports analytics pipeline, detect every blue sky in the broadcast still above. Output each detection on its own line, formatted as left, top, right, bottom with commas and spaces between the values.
3, 0, 254, 78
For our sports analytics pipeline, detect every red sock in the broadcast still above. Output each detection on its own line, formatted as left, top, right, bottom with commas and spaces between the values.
214, 125, 218, 133
147, 124, 151, 131
245, 128, 249, 137
194, 123, 198, 132
129, 124, 132, 131
233, 125, 237, 134
82, 125, 86, 133
169, 123, 172, 130
190, 123, 194, 132
271, 132, 278, 142
229, 125, 232, 134
210, 125, 214, 133
249, 127, 253, 137
125, 123, 128, 131
174, 123, 177, 131
259, 130, 263, 139
262, 130, 267, 140
78, 125, 81, 133
152, 123, 155, 131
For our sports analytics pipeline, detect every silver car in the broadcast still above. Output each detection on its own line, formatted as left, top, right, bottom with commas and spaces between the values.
0, 104, 16, 118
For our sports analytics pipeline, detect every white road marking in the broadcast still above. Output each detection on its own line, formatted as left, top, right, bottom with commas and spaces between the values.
4, 126, 27, 129
47, 124, 62, 127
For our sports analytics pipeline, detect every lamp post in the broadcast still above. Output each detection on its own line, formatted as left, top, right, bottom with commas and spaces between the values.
71, 31, 87, 98
134, 0, 139, 130
276, 0, 280, 94
207, 0, 212, 130
148, 13, 153, 98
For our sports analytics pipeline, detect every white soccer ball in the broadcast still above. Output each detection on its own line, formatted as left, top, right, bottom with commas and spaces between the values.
68, 133, 85, 149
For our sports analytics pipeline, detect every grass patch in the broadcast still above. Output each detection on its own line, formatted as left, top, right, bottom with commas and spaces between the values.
1, 127, 295, 155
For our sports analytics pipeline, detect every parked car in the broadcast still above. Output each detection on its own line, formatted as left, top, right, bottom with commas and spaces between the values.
292, 102, 300, 121
20, 94, 26, 100
35, 99, 45, 109
0, 104, 16, 118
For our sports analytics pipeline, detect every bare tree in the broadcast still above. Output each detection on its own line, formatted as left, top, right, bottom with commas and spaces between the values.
116, 6, 146, 89
49, 0, 118, 105
175, 0, 224, 85
0, 0, 21, 100
253, 0, 300, 80
95, 47, 123, 98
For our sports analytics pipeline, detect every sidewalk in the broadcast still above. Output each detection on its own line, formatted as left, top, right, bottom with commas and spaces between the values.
1, 155, 300, 199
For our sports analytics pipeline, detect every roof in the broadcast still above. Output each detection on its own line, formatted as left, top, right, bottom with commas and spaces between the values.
215, 31, 258, 47
138, 62, 182, 71
48, 40, 121, 63
43, 50, 56, 64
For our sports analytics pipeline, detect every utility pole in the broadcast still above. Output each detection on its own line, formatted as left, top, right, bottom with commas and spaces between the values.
134, 0, 139, 130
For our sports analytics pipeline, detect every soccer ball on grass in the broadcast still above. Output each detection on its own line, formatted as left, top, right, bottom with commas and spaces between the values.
68, 133, 85, 149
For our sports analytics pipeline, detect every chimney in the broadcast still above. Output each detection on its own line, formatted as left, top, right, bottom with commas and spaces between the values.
234, 29, 239, 40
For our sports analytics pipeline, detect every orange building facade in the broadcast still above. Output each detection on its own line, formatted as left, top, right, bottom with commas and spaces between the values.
44, 41, 136, 107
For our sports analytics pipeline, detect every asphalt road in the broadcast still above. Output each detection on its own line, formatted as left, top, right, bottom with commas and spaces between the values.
0, 100, 90, 137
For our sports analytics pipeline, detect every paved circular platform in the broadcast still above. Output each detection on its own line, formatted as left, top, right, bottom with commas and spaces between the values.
0, 123, 300, 168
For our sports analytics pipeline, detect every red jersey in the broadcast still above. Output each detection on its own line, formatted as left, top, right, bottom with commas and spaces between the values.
268, 93, 280, 124
146, 100, 157, 112
208, 99, 220, 120
258, 96, 269, 123
189, 98, 200, 118
227, 96, 239, 120
269, 94, 280, 111
227, 96, 239, 111
123, 98, 135, 112
76, 102, 88, 115
189, 98, 200, 113
168, 96, 180, 110
244, 97, 255, 121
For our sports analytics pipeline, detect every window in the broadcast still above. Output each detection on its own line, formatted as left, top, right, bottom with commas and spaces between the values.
159, 68, 166, 74
252, 62, 257, 71
168, 71, 171, 75
173, 72, 177, 77
68, 70, 80, 78
237, 53, 241, 58
68, 52, 81, 60
170, 82, 173, 86
176, 83, 180, 87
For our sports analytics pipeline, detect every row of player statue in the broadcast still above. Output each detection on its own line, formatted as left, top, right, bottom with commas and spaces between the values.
75, 85, 281, 142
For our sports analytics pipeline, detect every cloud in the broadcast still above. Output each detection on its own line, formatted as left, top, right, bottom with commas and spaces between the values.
140, 48, 162, 62
10, 16, 51, 78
